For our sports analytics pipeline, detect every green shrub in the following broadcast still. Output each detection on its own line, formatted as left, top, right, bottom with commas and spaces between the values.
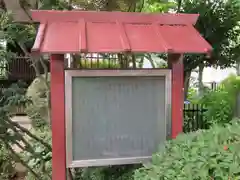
75, 165, 138, 180
187, 87, 199, 104
200, 87, 233, 125
21, 127, 52, 180
134, 120, 240, 180
0, 81, 29, 180
200, 75, 240, 126
0, 145, 15, 180
79, 59, 121, 69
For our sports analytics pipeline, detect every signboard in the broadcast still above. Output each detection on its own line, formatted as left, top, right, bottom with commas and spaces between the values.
65, 69, 171, 167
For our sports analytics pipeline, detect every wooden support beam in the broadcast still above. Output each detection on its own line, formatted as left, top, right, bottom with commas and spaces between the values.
50, 54, 66, 180
168, 53, 184, 138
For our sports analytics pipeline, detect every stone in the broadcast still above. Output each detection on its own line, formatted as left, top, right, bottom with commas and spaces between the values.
25, 73, 50, 125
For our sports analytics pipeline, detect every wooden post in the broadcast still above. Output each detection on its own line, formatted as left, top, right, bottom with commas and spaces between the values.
168, 54, 184, 138
50, 54, 66, 180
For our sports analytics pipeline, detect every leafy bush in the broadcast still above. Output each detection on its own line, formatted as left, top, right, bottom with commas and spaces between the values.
0, 82, 30, 180
134, 120, 240, 180
200, 87, 233, 125
79, 59, 121, 69
0, 145, 15, 180
187, 87, 199, 104
75, 165, 139, 180
22, 127, 52, 180
200, 75, 240, 125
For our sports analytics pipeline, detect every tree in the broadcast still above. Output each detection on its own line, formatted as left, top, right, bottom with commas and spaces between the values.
139, 0, 240, 97
179, 0, 240, 97
0, 1, 67, 179
71, 0, 141, 11
0, 82, 52, 180
143, 0, 176, 13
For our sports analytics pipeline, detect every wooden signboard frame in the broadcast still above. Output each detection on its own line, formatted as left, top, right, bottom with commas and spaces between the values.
65, 69, 171, 167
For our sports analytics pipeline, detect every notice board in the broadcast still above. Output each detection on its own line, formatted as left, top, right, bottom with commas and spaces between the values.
65, 70, 171, 167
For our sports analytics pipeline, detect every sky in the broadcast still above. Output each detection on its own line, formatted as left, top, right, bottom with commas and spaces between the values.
143, 57, 237, 83
191, 67, 236, 83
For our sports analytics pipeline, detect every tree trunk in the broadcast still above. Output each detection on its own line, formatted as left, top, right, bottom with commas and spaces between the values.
236, 60, 240, 76
184, 70, 191, 100
235, 60, 240, 118
177, 0, 182, 12
198, 63, 204, 96
3, 0, 32, 22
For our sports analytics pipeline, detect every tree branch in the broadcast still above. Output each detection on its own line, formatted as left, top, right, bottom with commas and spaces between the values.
16, 41, 41, 77
18, 0, 33, 22
39, 57, 51, 125
39, 57, 49, 82
68, 168, 73, 180
132, 54, 136, 68
10, 128, 35, 153
68, 0, 73, 10
177, 0, 182, 12
145, 54, 155, 68
5, 119, 46, 158
138, 56, 144, 68
5, 118, 52, 151
2, 139, 41, 180
127, 0, 136, 12
138, 0, 145, 12
0, 0, 6, 11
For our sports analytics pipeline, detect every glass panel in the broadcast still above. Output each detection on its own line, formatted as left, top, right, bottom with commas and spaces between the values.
71, 76, 166, 161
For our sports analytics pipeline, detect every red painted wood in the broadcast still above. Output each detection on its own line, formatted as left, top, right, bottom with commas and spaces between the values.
152, 22, 172, 52
169, 54, 184, 138
50, 54, 66, 180
32, 23, 47, 52
78, 19, 87, 52
32, 22, 212, 54
41, 22, 80, 53
157, 25, 211, 53
30, 10, 213, 54
116, 20, 131, 51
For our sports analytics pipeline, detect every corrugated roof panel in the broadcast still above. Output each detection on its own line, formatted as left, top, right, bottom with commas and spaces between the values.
31, 11, 212, 54
41, 22, 79, 53
158, 25, 211, 53
87, 22, 123, 52
124, 24, 166, 53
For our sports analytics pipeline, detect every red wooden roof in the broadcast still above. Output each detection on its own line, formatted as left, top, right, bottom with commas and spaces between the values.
31, 10, 212, 54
